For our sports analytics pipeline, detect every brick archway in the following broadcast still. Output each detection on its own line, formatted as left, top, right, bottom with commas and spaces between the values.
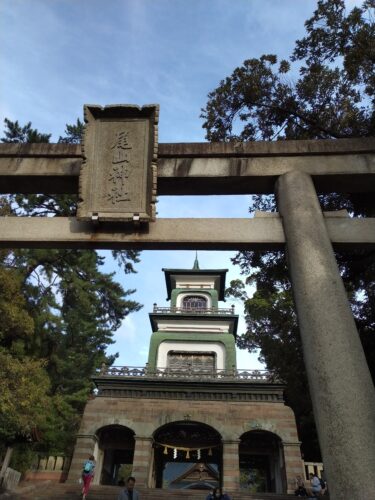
152, 420, 222, 490
96, 425, 135, 486
239, 430, 286, 494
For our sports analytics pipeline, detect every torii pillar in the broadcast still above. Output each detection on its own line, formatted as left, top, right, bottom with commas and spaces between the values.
276, 171, 375, 500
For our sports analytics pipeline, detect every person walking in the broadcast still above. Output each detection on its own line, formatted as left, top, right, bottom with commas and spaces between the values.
307, 472, 322, 498
294, 474, 308, 496
81, 454, 95, 500
117, 476, 140, 500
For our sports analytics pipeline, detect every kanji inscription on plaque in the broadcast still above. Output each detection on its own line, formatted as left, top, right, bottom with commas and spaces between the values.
107, 131, 131, 204
77, 104, 158, 223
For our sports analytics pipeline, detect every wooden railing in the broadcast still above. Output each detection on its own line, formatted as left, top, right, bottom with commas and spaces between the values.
152, 305, 235, 315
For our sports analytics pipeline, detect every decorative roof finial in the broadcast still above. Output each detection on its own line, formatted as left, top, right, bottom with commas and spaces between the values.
193, 251, 200, 270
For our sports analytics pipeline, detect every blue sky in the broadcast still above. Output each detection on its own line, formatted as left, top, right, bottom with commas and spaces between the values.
0, 0, 360, 369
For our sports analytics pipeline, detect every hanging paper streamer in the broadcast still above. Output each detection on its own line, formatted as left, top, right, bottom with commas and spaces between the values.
154, 441, 220, 459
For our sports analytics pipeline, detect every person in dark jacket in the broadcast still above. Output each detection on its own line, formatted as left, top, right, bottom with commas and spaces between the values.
117, 477, 140, 500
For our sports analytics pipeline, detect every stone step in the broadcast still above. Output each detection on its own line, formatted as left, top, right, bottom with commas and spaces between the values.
2, 483, 293, 500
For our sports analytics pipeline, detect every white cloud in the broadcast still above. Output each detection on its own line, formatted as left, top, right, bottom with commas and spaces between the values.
116, 315, 137, 341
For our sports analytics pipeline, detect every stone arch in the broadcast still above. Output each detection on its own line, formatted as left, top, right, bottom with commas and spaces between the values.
151, 420, 222, 489
150, 414, 227, 439
95, 424, 135, 486
238, 419, 290, 442
238, 429, 286, 494
84, 415, 137, 437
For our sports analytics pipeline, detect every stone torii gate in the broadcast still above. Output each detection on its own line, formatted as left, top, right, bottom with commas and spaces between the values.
0, 105, 374, 500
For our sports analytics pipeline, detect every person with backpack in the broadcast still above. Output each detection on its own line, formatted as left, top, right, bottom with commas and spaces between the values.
319, 475, 327, 496
81, 454, 95, 500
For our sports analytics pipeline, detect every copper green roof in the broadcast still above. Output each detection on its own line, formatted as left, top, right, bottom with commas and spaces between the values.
193, 252, 200, 270
162, 268, 228, 301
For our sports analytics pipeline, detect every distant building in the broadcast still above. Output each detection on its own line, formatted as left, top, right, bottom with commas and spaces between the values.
67, 258, 304, 494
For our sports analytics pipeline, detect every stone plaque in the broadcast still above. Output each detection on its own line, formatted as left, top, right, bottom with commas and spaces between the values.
77, 104, 158, 223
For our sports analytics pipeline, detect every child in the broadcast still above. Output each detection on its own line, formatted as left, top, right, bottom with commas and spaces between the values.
81, 454, 95, 500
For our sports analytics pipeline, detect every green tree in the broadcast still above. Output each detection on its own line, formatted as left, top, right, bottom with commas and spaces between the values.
202, 0, 374, 460
1, 118, 51, 143
0, 250, 51, 468
0, 119, 142, 454
58, 118, 84, 144
0, 265, 34, 355
0, 350, 50, 445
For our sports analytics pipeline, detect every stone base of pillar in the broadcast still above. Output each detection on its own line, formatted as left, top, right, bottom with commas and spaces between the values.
131, 436, 153, 488
222, 440, 240, 492
66, 434, 97, 484
283, 442, 305, 494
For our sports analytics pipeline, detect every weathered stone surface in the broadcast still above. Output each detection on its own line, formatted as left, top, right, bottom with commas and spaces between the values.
157, 154, 375, 195
276, 170, 375, 500
77, 105, 158, 222
0, 215, 373, 250
6, 483, 294, 499
158, 137, 375, 156
0, 137, 374, 194
93, 373, 285, 402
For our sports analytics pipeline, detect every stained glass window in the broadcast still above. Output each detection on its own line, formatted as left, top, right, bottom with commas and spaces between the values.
182, 295, 207, 310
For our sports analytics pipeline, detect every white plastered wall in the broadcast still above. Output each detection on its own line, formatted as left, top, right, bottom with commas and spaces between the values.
155, 319, 231, 333
174, 275, 216, 290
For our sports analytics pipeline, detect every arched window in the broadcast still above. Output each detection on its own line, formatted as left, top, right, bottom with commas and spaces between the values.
182, 295, 207, 311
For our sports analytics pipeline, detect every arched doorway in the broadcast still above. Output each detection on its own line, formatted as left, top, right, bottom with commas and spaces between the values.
96, 425, 135, 485
239, 430, 286, 494
153, 421, 222, 490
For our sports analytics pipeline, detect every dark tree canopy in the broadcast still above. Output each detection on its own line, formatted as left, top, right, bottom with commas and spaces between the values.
202, 0, 374, 142
202, 0, 374, 460
1, 119, 51, 143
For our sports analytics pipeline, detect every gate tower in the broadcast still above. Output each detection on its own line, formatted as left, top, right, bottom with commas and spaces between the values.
67, 258, 304, 494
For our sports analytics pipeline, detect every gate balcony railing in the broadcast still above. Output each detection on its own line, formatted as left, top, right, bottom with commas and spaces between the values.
96, 364, 277, 382
152, 305, 235, 315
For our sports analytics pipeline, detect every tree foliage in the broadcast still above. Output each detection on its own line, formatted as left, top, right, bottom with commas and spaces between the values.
0, 118, 142, 455
0, 257, 50, 444
0, 349, 51, 444
202, 0, 374, 460
1, 119, 51, 143
202, 0, 374, 142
